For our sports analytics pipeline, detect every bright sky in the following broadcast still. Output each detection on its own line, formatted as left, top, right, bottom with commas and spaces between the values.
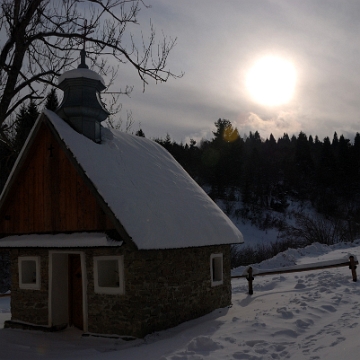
108, 0, 360, 144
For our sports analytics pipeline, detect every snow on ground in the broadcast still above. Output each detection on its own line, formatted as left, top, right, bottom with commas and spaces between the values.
233, 222, 280, 247
1, 241, 360, 359
222, 198, 318, 248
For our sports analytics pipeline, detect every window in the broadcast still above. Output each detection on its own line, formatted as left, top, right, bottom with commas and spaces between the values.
18, 256, 41, 290
94, 256, 124, 294
210, 253, 223, 286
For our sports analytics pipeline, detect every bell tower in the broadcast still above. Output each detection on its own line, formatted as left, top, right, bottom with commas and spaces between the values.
56, 49, 110, 143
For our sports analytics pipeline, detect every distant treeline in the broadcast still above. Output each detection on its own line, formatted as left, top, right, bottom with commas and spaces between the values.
155, 119, 360, 223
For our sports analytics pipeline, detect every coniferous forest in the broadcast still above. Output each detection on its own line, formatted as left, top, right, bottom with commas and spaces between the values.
157, 119, 360, 217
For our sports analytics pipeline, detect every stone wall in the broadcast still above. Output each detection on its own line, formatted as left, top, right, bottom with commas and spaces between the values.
9, 249, 49, 325
0, 251, 10, 293
86, 244, 231, 337
7, 244, 232, 337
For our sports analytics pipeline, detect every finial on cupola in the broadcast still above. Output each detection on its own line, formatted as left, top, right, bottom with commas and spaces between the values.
78, 48, 89, 69
78, 23, 89, 69
56, 35, 109, 143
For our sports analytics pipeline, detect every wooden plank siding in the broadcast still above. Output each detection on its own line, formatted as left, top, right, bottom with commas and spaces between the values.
0, 122, 114, 235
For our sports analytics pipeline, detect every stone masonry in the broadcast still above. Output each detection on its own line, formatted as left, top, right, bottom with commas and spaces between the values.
86, 244, 231, 337
6, 244, 231, 338
9, 248, 49, 326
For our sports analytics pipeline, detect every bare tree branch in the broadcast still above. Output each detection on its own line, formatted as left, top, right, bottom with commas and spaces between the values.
0, 0, 182, 148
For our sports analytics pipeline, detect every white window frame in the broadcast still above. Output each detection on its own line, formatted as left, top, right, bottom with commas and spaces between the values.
210, 253, 224, 286
18, 256, 41, 290
94, 255, 124, 295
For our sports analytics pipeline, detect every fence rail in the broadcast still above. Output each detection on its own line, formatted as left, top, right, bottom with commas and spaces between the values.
232, 255, 358, 295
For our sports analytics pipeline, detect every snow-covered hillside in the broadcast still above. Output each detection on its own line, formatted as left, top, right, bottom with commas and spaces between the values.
215, 196, 304, 248
1, 241, 360, 359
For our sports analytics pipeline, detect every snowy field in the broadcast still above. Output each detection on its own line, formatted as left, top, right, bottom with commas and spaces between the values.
1, 241, 360, 359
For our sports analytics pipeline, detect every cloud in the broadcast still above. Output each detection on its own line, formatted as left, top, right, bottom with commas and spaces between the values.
98, 1, 360, 145
235, 111, 303, 139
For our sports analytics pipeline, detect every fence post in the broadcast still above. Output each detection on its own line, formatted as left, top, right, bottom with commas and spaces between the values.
349, 256, 357, 282
246, 267, 254, 295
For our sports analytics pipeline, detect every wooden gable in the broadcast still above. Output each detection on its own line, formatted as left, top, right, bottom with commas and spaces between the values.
0, 119, 114, 236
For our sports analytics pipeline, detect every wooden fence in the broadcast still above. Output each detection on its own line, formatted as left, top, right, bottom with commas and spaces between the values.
231, 255, 358, 295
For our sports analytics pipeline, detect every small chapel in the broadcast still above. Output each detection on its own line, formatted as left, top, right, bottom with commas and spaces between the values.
0, 50, 243, 338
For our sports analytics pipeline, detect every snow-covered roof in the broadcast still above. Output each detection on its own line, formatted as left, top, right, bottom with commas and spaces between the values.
0, 233, 121, 248
39, 109, 243, 249
58, 68, 105, 86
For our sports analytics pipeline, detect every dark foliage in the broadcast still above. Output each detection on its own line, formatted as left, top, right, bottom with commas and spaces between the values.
0, 100, 41, 193
13, 101, 39, 153
157, 119, 360, 222
44, 88, 59, 111
135, 128, 146, 137
0, 90, 58, 193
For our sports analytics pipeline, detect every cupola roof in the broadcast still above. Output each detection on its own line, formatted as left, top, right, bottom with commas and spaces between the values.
56, 49, 109, 143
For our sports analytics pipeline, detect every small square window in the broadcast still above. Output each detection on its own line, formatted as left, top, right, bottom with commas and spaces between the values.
18, 256, 41, 290
210, 253, 223, 286
94, 256, 124, 294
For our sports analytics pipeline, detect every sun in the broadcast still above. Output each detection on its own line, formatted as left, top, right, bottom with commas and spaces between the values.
246, 56, 296, 106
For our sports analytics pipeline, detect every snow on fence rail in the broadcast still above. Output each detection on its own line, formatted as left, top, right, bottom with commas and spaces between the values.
232, 255, 358, 295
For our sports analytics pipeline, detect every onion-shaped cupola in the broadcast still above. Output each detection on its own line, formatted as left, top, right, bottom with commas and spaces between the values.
56, 49, 110, 143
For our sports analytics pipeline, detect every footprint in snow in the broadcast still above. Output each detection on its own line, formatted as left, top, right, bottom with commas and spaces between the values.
254, 281, 278, 291
187, 336, 222, 352
272, 329, 299, 338
169, 354, 203, 360
321, 304, 337, 312
232, 353, 262, 360
223, 336, 237, 344
294, 318, 314, 329
276, 307, 294, 319
270, 343, 289, 352
245, 340, 267, 347
330, 337, 346, 347
294, 280, 307, 290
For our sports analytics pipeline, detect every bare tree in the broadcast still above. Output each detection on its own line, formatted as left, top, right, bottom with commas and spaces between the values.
282, 213, 349, 245
0, 0, 181, 148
